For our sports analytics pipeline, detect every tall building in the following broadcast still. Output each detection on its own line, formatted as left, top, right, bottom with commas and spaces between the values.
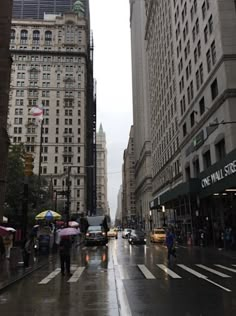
12, 0, 87, 19
115, 185, 122, 227
122, 126, 136, 227
129, 0, 152, 230
96, 123, 109, 216
0, 1, 13, 221
145, 0, 181, 227
8, 11, 96, 217
147, 0, 236, 244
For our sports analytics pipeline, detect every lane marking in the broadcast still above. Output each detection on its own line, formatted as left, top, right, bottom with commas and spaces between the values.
177, 264, 207, 279
116, 276, 132, 316
112, 249, 118, 265
82, 247, 87, 250
205, 279, 231, 292
215, 264, 236, 273
38, 268, 61, 284
68, 267, 85, 283
138, 264, 156, 279
156, 264, 182, 279
178, 264, 231, 292
117, 265, 129, 280
196, 264, 231, 278
92, 246, 97, 250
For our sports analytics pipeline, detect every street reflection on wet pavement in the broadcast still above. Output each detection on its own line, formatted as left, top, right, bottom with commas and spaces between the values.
0, 234, 236, 316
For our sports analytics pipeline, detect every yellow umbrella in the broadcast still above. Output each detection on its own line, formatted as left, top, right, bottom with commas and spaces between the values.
35, 210, 61, 221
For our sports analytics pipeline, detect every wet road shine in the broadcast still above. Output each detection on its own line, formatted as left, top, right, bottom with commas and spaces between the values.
0, 233, 236, 315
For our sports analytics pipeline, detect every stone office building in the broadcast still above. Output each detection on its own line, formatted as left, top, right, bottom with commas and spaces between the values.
149, 0, 236, 246
8, 12, 95, 216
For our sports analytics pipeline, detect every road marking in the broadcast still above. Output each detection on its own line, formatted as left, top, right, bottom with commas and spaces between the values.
215, 264, 236, 273
92, 246, 97, 250
178, 264, 231, 292
117, 265, 129, 280
196, 264, 231, 278
82, 247, 87, 250
138, 264, 156, 279
178, 264, 207, 279
68, 267, 85, 283
156, 264, 182, 278
116, 276, 132, 316
38, 268, 61, 284
112, 249, 118, 265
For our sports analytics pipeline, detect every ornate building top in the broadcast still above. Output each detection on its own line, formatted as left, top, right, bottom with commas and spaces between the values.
73, 0, 85, 16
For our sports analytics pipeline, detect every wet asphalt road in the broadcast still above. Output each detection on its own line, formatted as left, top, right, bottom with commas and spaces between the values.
0, 233, 236, 316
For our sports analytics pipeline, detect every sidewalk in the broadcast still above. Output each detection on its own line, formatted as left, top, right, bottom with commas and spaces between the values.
0, 250, 52, 293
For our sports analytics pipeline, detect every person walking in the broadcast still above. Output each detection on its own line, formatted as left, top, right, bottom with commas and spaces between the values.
23, 234, 34, 268
166, 227, 176, 261
59, 235, 72, 276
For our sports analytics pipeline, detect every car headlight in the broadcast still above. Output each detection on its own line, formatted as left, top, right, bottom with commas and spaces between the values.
144, 239, 147, 242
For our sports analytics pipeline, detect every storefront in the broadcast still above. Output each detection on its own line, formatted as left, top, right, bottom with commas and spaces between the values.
150, 149, 236, 247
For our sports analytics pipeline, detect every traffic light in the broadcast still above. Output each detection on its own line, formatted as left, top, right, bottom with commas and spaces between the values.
24, 153, 34, 176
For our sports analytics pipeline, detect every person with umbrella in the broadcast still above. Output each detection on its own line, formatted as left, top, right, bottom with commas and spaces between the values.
59, 227, 79, 276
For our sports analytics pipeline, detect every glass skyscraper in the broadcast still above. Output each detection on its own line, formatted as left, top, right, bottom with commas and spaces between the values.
13, 0, 86, 19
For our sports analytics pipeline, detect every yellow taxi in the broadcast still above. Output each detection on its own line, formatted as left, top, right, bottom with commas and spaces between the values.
150, 228, 166, 243
107, 228, 118, 239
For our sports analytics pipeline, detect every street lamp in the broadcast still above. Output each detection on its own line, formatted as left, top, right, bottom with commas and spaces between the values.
149, 210, 153, 231
162, 205, 166, 227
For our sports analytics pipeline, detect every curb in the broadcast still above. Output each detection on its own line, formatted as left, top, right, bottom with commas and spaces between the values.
0, 258, 51, 293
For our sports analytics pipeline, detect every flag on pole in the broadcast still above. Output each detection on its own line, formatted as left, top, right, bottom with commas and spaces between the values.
30, 105, 43, 122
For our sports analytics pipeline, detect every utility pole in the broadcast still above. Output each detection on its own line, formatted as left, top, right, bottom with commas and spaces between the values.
0, 0, 13, 222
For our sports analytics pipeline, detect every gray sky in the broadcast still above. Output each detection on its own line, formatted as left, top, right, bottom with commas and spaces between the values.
90, 0, 133, 221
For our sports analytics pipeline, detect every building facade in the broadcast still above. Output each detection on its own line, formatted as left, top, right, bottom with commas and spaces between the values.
96, 123, 109, 217
147, 0, 236, 245
129, 0, 152, 230
8, 12, 95, 216
12, 0, 86, 19
115, 185, 122, 227
145, 0, 181, 228
122, 126, 136, 227
0, 0, 13, 221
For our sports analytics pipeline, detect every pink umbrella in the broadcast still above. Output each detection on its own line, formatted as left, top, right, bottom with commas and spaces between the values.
59, 227, 80, 237
68, 221, 79, 228
0, 226, 16, 236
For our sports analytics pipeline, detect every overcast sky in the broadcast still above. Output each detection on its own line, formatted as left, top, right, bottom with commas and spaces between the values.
90, 0, 133, 221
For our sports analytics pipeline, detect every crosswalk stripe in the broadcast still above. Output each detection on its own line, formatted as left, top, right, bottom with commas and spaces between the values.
156, 264, 182, 279
68, 267, 85, 283
92, 246, 97, 250
138, 264, 156, 279
38, 268, 61, 284
177, 264, 207, 279
215, 264, 236, 273
196, 264, 231, 278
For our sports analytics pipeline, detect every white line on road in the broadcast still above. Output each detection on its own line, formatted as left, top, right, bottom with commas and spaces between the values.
117, 265, 129, 280
92, 246, 97, 250
196, 264, 231, 278
177, 264, 207, 278
178, 264, 231, 292
138, 265, 156, 279
116, 276, 132, 316
38, 268, 61, 284
82, 247, 87, 250
156, 264, 182, 278
215, 264, 236, 273
68, 267, 85, 283
205, 279, 232, 292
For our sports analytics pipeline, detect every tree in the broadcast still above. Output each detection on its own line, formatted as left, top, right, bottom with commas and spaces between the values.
4, 144, 51, 225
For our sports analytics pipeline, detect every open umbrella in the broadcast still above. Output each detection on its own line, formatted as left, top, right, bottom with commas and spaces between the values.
0, 226, 16, 237
59, 227, 80, 237
68, 221, 79, 228
35, 210, 61, 221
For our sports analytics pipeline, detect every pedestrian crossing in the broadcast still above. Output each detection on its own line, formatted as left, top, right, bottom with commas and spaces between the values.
38, 262, 236, 292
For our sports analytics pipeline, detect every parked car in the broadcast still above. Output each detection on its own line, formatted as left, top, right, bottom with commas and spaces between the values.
122, 228, 132, 239
128, 230, 146, 245
150, 228, 166, 243
85, 225, 108, 246
107, 228, 118, 239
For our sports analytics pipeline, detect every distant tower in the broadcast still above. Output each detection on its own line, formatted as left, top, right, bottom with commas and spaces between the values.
96, 124, 109, 216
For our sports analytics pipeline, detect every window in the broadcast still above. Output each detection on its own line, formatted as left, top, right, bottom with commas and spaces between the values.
211, 79, 218, 100
208, 15, 213, 34
199, 63, 204, 84
183, 123, 187, 136
199, 97, 205, 115
204, 26, 208, 43
45, 31, 52, 45
206, 50, 211, 72
193, 158, 200, 177
185, 166, 191, 181
33, 30, 40, 44
203, 150, 211, 169
20, 30, 28, 44
211, 41, 216, 65
190, 111, 195, 127
10, 29, 15, 43
215, 139, 226, 161
202, 2, 206, 20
